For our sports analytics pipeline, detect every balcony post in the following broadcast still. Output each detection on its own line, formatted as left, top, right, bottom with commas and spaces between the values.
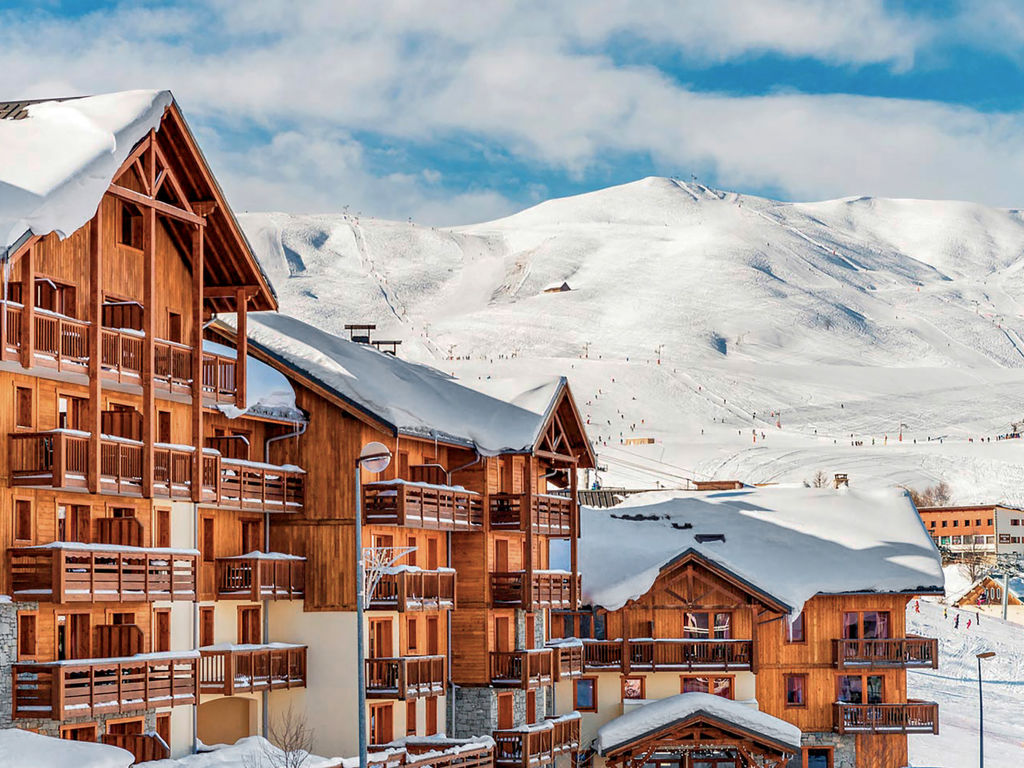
235, 287, 247, 408
54, 433, 66, 489
141, 137, 156, 498
190, 225, 204, 502
570, 466, 579, 608
19, 244, 34, 369
524, 458, 535, 611
88, 199, 103, 493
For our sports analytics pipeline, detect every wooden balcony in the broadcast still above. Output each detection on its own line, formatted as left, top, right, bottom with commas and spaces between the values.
217, 457, 305, 513
548, 641, 583, 681
11, 653, 198, 720
8, 543, 197, 603
490, 571, 579, 609
363, 481, 483, 531
401, 741, 494, 768
489, 493, 574, 537
198, 644, 307, 695
368, 568, 455, 611
493, 714, 581, 768
365, 655, 446, 699
490, 649, 555, 688
215, 554, 305, 600
834, 700, 939, 734
833, 636, 939, 669
101, 733, 170, 764
582, 638, 753, 672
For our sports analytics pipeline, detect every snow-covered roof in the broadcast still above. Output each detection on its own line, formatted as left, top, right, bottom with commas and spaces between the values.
0, 91, 172, 250
945, 565, 1024, 604
0, 728, 133, 768
581, 486, 944, 616
218, 312, 567, 455
203, 339, 303, 422
594, 692, 801, 755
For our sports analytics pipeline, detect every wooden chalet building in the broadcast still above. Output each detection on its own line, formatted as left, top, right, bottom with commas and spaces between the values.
205, 312, 594, 759
552, 487, 944, 768
0, 91, 313, 760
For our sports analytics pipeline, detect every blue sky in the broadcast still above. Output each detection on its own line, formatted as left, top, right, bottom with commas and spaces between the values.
3, 1, 1024, 224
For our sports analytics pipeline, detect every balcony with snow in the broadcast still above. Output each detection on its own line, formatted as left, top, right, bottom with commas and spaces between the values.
490, 570, 580, 610
581, 637, 753, 673
833, 700, 939, 735
365, 654, 446, 700
214, 551, 306, 601
198, 642, 308, 696
492, 712, 581, 768
363, 478, 483, 531
366, 565, 456, 612
489, 492, 573, 537
489, 647, 555, 689
832, 635, 938, 669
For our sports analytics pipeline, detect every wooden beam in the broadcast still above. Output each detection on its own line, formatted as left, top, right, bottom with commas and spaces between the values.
112, 135, 152, 187
107, 184, 206, 227
235, 287, 248, 409
141, 142, 157, 498
87, 201, 103, 493
192, 200, 218, 217
570, 461, 579, 609
524, 457, 535, 611
191, 226, 205, 502
152, 142, 195, 214
203, 285, 259, 298
534, 449, 577, 464
19, 244, 34, 369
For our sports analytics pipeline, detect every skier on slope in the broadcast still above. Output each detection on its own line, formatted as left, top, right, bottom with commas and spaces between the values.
954, 614, 960, 629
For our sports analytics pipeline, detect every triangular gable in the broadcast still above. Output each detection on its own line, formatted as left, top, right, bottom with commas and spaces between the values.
652, 549, 790, 614
533, 380, 595, 469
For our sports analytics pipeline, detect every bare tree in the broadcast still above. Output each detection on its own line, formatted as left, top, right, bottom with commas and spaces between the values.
908, 480, 952, 508
957, 536, 990, 584
244, 707, 315, 768
812, 470, 829, 488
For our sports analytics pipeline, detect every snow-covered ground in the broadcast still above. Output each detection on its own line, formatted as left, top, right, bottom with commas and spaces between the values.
908, 600, 1024, 767
240, 177, 1024, 501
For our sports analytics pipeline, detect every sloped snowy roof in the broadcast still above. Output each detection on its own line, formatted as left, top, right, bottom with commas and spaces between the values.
594, 692, 801, 755
581, 486, 944, 615
203, 339, 303, 422
0, 727, 134, 768
217, 312, 565, 455
0, 90, 172, 249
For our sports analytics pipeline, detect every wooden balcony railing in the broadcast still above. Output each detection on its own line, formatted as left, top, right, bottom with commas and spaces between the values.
489, 493, 574, 537
364, 481, 483, 530
368, 568, 456, 611
402, 741, 495, 768
581, 638, 753, 672
101, 733, 170, 764
218, 458, 305, 513
215, 554, 306, 600
199, 644, 307, 695
490, 649, 555, 688
35, 310, 90, 371
101, 327, 145, 384
834, 700, 939, 734
493, 714, 581, 768
490, 571, 579, 609
833, 636, 939, 669
365, 655, 446, 699
549, 641, 583, 681
11, 654, 198, 720
202, 350, 237, 403
9, 544, 197, 603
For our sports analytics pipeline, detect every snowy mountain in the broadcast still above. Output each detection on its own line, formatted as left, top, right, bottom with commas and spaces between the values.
239, 177, 1024, 502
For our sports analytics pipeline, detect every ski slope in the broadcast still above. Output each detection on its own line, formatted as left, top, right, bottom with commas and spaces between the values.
239, 176, 1024, 501
908, 600, 1024, 767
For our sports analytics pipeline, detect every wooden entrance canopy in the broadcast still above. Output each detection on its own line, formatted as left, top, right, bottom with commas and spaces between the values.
600, 712, 797, 768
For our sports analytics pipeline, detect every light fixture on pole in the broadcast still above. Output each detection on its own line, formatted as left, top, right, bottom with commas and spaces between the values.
355, 441, 392, 768
977, 650, 996, 768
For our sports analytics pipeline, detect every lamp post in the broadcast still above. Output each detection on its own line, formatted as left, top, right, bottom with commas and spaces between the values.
977, 651, 996, 768
355, 441, 392, 768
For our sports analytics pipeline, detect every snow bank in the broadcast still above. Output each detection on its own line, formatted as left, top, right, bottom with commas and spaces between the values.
0, 90, 172, 249
594, 692, 800, 755
145, 735, 340, 768
222, 312, 562, 455
0, 727, 133, 768
580, 486, 944, 615
203, 340, 303, 421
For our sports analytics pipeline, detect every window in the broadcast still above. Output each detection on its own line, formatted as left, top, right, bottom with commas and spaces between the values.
200, 606, 215, 647
158, 410, 171, 444
238, 606, 261, 644
240, 519, 261, 554
167, 311, 183, 344
842, 612, 891, 640
57, 504, 90, 543
14, 499, 32, 542
987, 518, 993, 526
406, 700, 417, 736
803, 747, 834, 768
110, 612, 135, 626
574, 678, 598, 711
154, 608, 171, 653
106, 718, 143, 736
156, 713, 171, 747
838, 675, 884, 705
785, 674, 806, 707
683, 611, 731, 639
369, 703, 393, 747
497, 693, 513, 730
622, 676, 645, 700
1013, 519, 1021, 527
407, 618, 419, 651
406, 536, 418, 566
427, 538, 439, 570
526, 690, 537, 724
786, 612, 805, 643
16, 386, 32, 427
120, 203, 143, 249
36, 278, 76, 316
202, 518, 215, 562
58, 395, 86, 430
425, 696, 438, 736
976, 519, 982, 526
155, 508, 171, 548
964, 519, 971, 527
941, 520, 947, 528
679, 676, 733, 698
17, 613, 37, 659
953, 520, 959, 527
61, 724, 97, 742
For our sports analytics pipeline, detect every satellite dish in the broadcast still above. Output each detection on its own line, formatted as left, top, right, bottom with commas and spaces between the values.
359, 442, 392, 474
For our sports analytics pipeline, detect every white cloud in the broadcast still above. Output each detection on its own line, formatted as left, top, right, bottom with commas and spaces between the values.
0, 0, 1021, 222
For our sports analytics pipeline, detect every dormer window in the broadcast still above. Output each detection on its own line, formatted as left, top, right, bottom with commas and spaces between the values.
120, 203, 143, 249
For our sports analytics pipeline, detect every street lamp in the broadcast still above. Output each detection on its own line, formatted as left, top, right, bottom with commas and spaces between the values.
977, 651, 996, 768
355, 442, 392, 768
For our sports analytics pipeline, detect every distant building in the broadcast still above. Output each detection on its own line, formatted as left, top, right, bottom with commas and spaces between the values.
917, 504, 1024, 558
544, 281, 572, 293
947, 573, 1024, 625
692, 479, 745, 491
